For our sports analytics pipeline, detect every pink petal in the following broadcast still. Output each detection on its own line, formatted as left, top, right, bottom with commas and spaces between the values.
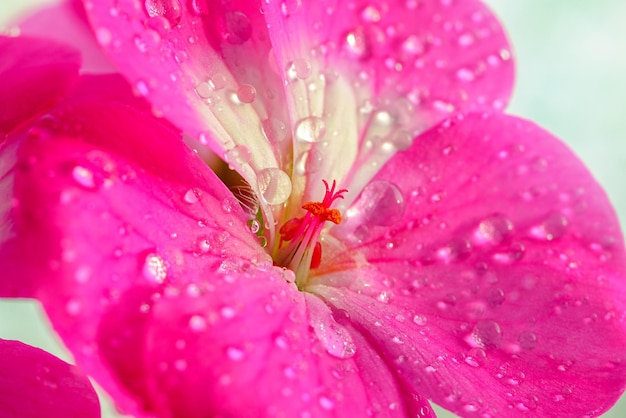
82, 0, 285, 162
262, 0, 514, 128
2, 79, 268, 414
135, 266, 434, 417
318, 112, 626, 416
0, 338, 99, 418
0, 36, 80, 136
17, 0, 115, 73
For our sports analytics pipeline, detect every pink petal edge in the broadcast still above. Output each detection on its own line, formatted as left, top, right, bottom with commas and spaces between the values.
0, 338, 100, 418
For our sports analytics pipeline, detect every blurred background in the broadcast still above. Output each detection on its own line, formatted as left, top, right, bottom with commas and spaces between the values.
1, 0, 625, 416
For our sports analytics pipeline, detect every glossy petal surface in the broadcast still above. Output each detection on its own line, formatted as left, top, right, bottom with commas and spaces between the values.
0, 339, 100, 418
316, 112, 626, 416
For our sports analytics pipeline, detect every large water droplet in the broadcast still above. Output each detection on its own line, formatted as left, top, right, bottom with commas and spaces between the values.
281, 0, 302, 16
312, 317, 356, 359
142, 253, 167, 283
295, 116, 326, 143
262, 118, 289, 143
347, 180, 405, 226
225, 145, 252, 169
344, 26, 371, 59
258, 168, 292, 205
144, 0, 182, 26
72, 165, 96, 189
295, 149, 323, 174
226, 346, 245, 361
473, 215, 513, 245
183, 189, 199, 204
472, 320, 502, 348
223, 11, 252, 44
529, 212, 568, 241
236, 84, 256, 103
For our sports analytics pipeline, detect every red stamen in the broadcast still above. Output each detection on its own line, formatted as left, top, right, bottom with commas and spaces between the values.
274, 180, 347, 285
310, 242, 322, 269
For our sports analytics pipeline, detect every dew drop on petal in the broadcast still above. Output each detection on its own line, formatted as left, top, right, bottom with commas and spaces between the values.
144, 0, 182, 26
464, 347, 487, 367
236, 84, 256, 103
287, 58, 312, 80
262, 118, 289, 143
258, 168, 292, 205
413, 314, 427, 326
142, 253, 167, 283
72, 166, 96, 189
529, 212, 568, 241
226, 346, 245, 361
319, 396, 335, 411
281, 0, 302, 16
472, 320, 502, 348
344, 27, 371, 59
183, 189, 199, 204
347, 180, 405, 226
473, 215, 513, 245
312, 317, 356, 359
295, 149, 323, 175
225, 145, 252, 168
295, 116, 326, 143
189, 314, 207, 331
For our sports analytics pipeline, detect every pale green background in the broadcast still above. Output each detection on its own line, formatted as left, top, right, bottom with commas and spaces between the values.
1, 1, 625, 417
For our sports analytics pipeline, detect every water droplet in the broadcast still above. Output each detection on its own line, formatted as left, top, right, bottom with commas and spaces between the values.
312, 317, 356, 359
226, 346, 245, 361
318, 395, 335, 410
189, 314, 207, 331
142, 253, 167, 283
402, 35, 425, 55
295, 149, 323, 174
134, 29, 161, 53
249, 219, 261, 234
492, 242, 525, 264
281, 0, 302, 15
66, 299, 81, 316
72, 166, 96, 189
530, 212, 568, 241
295, 116, 326, 143
413, 314, 427, 326
262, 118, 289, 143
209, 74, 227, 91
144, 0, 182, 26
464, 347, 487, 367
346, 180, 405, 226
183, 189, 199, 204
473, 215, 513, 245
289, 58, 312, 80
344, 27, 371, 59
225, 145, 252, 168
258, 168, 292, 205
236, 84, 256, 103
190, 0, 208, 15
223, 11, 252, 44
472, 320, 502, 348
518, 331, 537, 350
360, 5, 381, 22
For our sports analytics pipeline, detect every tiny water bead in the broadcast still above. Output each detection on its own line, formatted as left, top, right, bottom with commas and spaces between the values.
142, 253, 167, 283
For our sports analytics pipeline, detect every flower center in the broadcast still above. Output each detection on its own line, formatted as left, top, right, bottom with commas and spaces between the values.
274, 180, 347, 287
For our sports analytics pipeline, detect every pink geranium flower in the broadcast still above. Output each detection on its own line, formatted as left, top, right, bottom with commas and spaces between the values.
2, 0, 626, 417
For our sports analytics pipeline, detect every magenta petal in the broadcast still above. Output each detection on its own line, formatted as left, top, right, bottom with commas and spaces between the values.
17, 0, 115, 73
0, 339, 99, 418
82, 0, 285, 158
321, 112, 626, 416
0, 36, 80, 136
135, 266, 433, 417
2, 83, 267, 414
262, 0, 514, 127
